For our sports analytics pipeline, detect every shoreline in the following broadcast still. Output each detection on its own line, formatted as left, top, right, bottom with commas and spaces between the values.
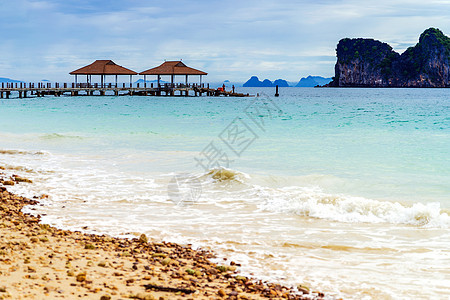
0, 172, 327, 299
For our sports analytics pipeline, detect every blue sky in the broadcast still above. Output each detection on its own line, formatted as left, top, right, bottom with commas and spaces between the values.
1, 0, 449, 82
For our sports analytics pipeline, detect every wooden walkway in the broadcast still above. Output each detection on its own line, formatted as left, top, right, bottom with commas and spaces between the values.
0, 82, 251, 98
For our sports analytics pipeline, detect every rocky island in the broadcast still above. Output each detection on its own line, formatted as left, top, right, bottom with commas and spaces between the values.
243, 76, 290, 87
296, 76, 332, 87
327, 28, 450, 87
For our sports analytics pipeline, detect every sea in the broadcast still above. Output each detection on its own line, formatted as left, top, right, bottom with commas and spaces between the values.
0, 87, 449, 299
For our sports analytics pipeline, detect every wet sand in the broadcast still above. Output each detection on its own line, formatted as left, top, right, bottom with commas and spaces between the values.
0, 172, 327, 300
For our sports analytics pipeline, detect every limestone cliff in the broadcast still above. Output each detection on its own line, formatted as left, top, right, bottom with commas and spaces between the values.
328, 28, 450, 87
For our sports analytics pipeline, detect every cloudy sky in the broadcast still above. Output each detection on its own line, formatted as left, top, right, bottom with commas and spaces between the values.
1, 0, 449, 83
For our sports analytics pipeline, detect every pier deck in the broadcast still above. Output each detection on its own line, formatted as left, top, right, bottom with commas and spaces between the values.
0, 82, 250, 98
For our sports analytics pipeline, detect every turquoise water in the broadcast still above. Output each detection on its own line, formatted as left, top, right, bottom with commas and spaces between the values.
1, 88, 448, 202
0, 88, 449, 299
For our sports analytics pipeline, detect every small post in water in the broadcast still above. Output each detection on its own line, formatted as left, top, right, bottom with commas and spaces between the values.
275, 85, 279, 97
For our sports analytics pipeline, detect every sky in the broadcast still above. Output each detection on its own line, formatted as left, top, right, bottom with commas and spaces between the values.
1, 0, 450, 83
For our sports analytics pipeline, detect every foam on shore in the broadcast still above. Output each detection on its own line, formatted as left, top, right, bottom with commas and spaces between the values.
0, 172, 326, 299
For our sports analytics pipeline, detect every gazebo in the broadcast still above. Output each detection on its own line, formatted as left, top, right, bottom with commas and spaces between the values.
70, 60, 138, 87
139, 61, 207, 86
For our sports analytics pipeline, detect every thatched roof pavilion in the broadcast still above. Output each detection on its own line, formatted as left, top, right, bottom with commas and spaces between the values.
139, 61, 207, 85
70, 60, 138, 86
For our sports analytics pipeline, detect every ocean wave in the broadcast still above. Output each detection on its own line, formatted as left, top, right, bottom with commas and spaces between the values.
39, 133, 85, 140
257, 186, 450, 228
184, 168, 449, 227
202, 167, 251, 184
280, 241, 398, 253
0, 164, 35, 173
0, 149, 47, 155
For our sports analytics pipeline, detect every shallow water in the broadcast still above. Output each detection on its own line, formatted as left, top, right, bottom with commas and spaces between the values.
0, 87, 449, 299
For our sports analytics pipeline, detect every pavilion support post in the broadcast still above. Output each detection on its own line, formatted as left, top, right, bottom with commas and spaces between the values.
101, 75, 104, 88
115, 75, 118, 88
185, 75, 188, 86
157, 75, 161, 96
130, 75, 132, 87
87, 75, 89, 87
144, 75, 146, 88
171, 75, 174, 96
200, 75, 202, 86
75, 75, 78, 86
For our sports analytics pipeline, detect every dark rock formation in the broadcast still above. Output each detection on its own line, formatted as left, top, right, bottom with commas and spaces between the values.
243, 76, 265, 87
296, 76, 332, 87
261, 79, 273, 87
273, 79, 290, 87
243, 76, 290, 87
328, 28, 450, 87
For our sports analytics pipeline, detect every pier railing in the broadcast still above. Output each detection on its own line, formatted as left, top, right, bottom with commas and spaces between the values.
0, 82, 242, 99
0, 82, 208, 89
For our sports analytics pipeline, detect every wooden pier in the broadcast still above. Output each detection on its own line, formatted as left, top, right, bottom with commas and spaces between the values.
0, 82, 250, 99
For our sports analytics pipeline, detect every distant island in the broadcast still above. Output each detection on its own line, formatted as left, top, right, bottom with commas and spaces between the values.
134, 79, 167, 84
0, 77, 23, 83
296, 76, 332, 87
243, 76, 290, 87
327, 28, 450, 87
243, 76, 331, 87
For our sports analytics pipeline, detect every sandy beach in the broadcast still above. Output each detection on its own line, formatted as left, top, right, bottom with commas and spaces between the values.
0, 170, 326, 300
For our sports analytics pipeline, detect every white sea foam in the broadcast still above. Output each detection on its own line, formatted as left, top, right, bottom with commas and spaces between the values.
184, 167, 450, 228
2, 151, 449, 300
256, 185, 450, 228
3, 150, 449, 230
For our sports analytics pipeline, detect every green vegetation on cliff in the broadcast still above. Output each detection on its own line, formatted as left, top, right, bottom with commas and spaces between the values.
337, 38, 397, 66
401, 28, 450, 79
419, 28, 450, 57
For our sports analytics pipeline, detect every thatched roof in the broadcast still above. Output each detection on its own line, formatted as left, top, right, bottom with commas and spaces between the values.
70, 60, 138, 75
139, 61, 207, 76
